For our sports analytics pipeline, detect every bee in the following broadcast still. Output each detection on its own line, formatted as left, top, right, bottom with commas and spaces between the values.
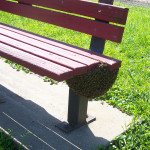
66, 63, 119, 99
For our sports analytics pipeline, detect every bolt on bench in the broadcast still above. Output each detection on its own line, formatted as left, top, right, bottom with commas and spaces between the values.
0, 0, 129, 132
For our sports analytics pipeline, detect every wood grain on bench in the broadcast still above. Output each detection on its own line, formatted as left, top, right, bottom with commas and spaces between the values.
0, 23, 121, 69
0, 0, 127, 43
0, 23, 121, 81
17, 0, 129, 25
0, 42, 74, 81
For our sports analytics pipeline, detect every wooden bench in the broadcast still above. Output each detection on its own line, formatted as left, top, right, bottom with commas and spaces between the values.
0, 0, 129, 132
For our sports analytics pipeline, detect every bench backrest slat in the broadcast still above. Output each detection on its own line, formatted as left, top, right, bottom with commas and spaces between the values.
0, 0, 124, 43
17, 0, 128, 25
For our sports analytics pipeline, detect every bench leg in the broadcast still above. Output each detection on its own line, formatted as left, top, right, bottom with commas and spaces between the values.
56, 0, 113, 133
55, 88, 96, 133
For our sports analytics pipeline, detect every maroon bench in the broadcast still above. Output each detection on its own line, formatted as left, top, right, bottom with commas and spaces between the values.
0, 0, 129, 132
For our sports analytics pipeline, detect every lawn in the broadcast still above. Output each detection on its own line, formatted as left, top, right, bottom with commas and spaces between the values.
0, 129, 18, 150
0, 1, 150, 150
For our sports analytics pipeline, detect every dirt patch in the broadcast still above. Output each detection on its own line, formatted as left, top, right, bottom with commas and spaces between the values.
115, 0, 150, 7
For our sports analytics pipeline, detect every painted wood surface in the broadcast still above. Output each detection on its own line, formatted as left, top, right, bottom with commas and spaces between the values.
0, 0, 124, 43
0, 23, 121, 71
0, 43, 74, 81
17, 0, 129, 25
0, 23, 122, 81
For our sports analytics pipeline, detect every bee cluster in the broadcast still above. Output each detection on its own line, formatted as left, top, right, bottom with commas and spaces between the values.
66, 63, 119, 99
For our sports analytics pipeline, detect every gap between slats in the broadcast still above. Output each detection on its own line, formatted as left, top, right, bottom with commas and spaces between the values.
0, 0, 124, 43
0, 24, 121, 71
0, 34, 94, 76
0, 42, 74, 81
17, 0, 129, 25
0, 29, 99, 70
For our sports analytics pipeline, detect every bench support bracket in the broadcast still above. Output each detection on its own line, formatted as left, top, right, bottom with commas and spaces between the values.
56, 0, 114, 133
56, 88, 96, 133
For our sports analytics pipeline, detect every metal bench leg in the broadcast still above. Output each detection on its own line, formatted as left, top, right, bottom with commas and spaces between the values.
56, 88, 95, 133
56, 0, 113, 134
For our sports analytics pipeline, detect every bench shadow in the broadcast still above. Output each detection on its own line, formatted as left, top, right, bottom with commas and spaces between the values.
0, 84, 109, 150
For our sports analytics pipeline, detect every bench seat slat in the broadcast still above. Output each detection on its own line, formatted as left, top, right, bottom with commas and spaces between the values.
17, 0, 129, 25
0, 23, 121, 71
0, 0, 124, 43
0, 34, 91, 76
0, 28, 99, 71
0, 43, 75, 81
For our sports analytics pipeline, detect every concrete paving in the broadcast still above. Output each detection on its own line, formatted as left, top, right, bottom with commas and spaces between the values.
0, 59, 133, 150
115, 0, 150, 7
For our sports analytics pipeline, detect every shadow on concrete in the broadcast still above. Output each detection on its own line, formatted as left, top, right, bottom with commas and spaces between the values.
0, 84, 109, 150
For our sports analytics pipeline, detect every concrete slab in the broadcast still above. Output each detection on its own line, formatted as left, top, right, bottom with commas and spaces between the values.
0, 59, 133, 150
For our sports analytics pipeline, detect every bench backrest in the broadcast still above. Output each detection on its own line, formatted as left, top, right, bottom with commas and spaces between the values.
0, 0, 128, 43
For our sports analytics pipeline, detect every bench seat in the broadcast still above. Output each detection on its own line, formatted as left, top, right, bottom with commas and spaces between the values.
0, 23, 121, 81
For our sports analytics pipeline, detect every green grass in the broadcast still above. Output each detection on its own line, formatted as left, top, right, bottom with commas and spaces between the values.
0, 129, 17, 150
0, 1, 150, 150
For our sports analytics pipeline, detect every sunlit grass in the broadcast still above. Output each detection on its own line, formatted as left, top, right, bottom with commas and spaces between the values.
0, 129, 18, 150
0, 1, 150, 150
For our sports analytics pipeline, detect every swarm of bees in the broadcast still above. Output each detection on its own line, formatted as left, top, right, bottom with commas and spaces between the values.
66, 63, 119, 99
